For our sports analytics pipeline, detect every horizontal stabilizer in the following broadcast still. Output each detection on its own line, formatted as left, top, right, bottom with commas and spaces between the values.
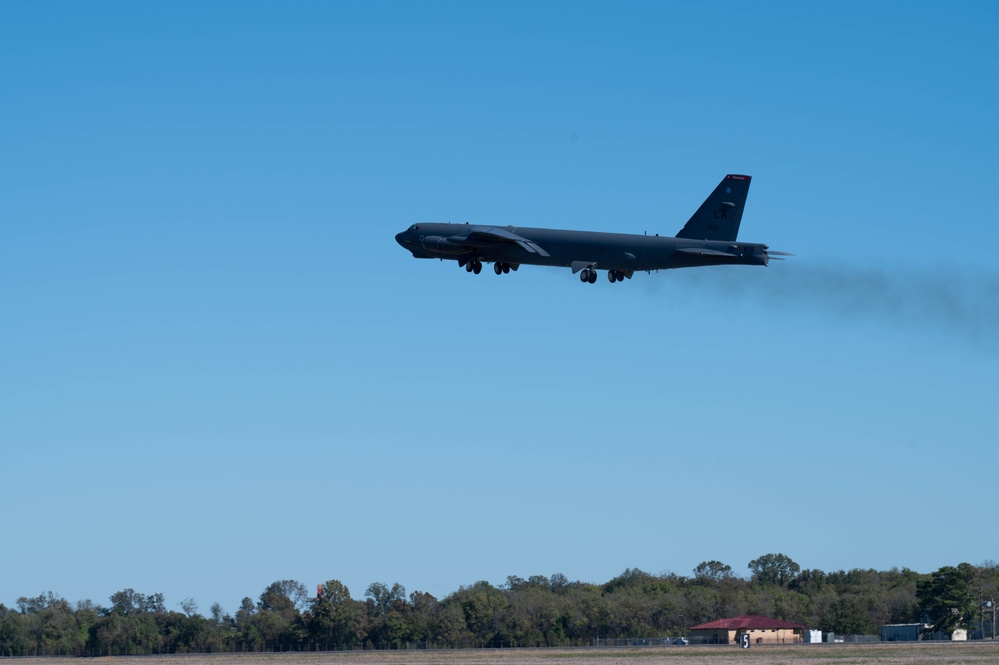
676, 247, 737, 258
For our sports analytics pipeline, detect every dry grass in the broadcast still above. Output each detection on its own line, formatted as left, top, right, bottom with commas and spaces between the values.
20, 643, 999, 665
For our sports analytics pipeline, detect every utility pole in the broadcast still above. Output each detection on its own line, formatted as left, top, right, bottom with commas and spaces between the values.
991, 598, 996, 640
981, 593, 995, 640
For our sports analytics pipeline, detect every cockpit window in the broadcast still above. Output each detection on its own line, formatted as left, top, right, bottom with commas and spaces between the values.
409, 225, 419, 231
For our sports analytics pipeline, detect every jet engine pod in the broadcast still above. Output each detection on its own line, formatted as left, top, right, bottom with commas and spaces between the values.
420, 235, 466, 254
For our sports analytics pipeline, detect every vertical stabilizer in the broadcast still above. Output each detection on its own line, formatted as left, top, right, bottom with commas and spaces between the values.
676, 174, 752, 241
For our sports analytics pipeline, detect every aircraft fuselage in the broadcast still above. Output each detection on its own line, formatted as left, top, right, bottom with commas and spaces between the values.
394, 174, 788, 283
395, 224, 770, 271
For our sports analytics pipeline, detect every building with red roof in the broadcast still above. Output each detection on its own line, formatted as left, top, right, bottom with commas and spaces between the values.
689, 615, 806, 645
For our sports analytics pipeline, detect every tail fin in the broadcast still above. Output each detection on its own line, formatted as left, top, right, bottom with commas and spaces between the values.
675, 174, 752, 242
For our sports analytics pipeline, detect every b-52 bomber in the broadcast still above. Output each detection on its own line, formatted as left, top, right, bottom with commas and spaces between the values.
394, 174, 790, 284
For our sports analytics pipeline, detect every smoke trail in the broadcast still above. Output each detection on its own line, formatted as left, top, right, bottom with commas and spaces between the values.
668, 261, 999, 348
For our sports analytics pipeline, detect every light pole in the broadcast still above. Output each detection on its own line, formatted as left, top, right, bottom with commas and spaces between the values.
979, 592, 994, 640
988, 598, 996, 640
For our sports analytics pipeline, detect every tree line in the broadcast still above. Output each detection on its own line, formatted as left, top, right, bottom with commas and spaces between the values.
2, 555, 997, 656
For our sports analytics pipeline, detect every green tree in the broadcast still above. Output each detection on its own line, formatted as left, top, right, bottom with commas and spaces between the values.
208, 603, 226, 651
449, 581, 508, 646
602, 568, 652, 593
107, 589, 164, 617
527, 575, 551, 589
694, 561, 734, 584
73, 601, 101, 655
360, 584, 411, 648
260, 580, 309, 615
560, 583, 607, 640
749, 553, 801, 587
549, 573, 570, 594
308, 580, 357, 648
254, 580, 307, 647
503, 584, 565, 646
434, 602, 472, 647
233, 597, 259, 651
917, 564, 975, 635
407, 591, 439, 646
365, 582, 406, 616
505, 576, 527, 592
157, 610, 213, 653
179, 599, 198, 617
790, 569, 827, 594
681, 584, 722, 627
15, 592, 89, 655
0, 604, 29, 656
822, 596, 875, 635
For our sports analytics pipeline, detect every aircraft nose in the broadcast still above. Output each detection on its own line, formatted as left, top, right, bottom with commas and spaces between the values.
395, 232, 408, 247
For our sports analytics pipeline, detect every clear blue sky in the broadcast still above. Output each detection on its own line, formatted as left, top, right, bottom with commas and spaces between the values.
3, 1, 997, 616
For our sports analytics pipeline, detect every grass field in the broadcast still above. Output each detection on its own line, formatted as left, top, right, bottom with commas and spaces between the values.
19, 644, 999, 665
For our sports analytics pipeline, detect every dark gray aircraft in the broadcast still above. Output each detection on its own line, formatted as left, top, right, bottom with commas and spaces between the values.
394, 174, 790, 284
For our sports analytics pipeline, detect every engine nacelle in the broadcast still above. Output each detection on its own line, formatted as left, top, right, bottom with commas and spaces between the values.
421, 235, 467, 254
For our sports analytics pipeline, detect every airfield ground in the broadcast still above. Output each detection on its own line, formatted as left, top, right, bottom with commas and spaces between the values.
21, 643, 999, 665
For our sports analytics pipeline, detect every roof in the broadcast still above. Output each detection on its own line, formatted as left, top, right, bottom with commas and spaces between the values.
690, 615, 806, 631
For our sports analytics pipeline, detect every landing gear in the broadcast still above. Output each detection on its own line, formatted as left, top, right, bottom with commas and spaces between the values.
464, 260, 515, 277
607, 270, 629, 283
579, 268, 598, 284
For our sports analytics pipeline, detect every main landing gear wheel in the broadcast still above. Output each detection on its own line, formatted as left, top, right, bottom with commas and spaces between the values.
607, 270, 627, 283
579, 268, 598, 284
493, 262, 512, 275
464, 260, 483, 274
